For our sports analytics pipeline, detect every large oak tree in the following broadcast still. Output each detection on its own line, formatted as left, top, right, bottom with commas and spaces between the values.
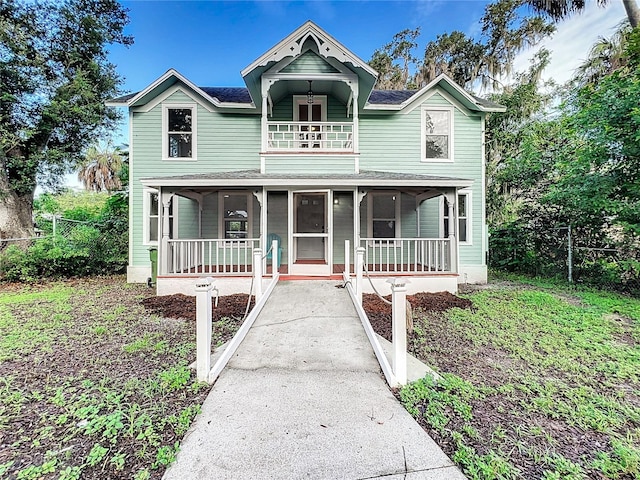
0, 0, 132, 240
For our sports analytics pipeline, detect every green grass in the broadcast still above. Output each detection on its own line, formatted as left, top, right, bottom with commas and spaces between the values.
0, 277, 218, 479
401, 279, 640, 479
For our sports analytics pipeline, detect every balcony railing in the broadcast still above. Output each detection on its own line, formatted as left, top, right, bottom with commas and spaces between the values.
266, 122, 353, 151
166, 238, 259, 275
359, 238, 452, 273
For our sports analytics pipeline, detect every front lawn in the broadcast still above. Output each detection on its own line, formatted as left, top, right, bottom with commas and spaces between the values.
0, 277, 214, 480
398, 277, 640, 479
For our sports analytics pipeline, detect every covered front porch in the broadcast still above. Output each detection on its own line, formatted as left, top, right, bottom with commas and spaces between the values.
143, 171, 470, 295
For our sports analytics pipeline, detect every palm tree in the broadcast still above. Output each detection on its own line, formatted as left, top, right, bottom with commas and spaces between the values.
77, 143, 124, 192
573, 22, 632, 86
528, 0, 639, 28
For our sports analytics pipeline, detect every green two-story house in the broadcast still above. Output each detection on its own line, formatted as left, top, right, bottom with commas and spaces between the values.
108, 21, 504, 295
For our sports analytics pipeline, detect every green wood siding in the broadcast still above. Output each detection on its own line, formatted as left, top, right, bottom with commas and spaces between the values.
332, 191, 354, 265
264, 154, 356, 174
266, 192, 288, 266
358, 92, 484, 266
280, 50, 340, 73
271, 95, 349, 122
176, 196, 199, 239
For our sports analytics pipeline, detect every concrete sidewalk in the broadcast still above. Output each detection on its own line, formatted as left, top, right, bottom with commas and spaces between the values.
163, 280, 466, 480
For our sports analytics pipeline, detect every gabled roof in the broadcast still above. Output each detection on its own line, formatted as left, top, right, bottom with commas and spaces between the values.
106, 69, 255, 109
241, 21, 378, 110
365, 74, 505, 113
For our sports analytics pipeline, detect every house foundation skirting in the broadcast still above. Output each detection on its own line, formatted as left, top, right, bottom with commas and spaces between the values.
155, 273, 458, 296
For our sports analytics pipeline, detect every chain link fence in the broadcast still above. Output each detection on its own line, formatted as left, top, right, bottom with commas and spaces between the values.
489, 224, 640, 294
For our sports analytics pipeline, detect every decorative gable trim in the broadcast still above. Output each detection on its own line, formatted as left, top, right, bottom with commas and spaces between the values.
241, 21, 377, 78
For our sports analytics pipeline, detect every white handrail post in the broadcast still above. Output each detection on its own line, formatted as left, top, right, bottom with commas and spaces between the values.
388, 278, 409, 386
271, 239, 278, 274
253, 248, 263, 302
195, 277, 214, 383
344, 240, 350, 280
355, 247, 365, 305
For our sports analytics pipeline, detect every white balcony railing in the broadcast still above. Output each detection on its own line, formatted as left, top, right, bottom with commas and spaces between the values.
266, 122, 353, 151
166, 238, 259, 275
359, 238, 452, 273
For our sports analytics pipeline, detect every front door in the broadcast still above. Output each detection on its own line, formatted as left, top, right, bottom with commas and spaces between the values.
292, 192, 330, 275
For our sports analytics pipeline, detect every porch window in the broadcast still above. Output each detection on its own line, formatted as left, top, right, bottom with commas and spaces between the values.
221, 193, 251, 239
163, 104, 196, 160
370, 193, 398, 239
143, 189, 174, 245
422, 107, 453, 162
443, 192, 470, 243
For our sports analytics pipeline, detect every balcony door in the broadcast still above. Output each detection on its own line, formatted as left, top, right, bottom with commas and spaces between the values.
294, 96, 326, 149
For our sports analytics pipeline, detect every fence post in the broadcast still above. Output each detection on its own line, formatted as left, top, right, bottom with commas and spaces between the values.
195, 277, 214, 383
355, 247, 365, 305
253, 248, 263, 302
344, 240, 350, 280
388, 278, 408, 386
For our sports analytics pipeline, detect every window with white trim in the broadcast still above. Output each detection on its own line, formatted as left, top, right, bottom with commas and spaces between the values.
220, 193, 251, 239
143, 189, 174, 245
163, 105, 196, 159
422, 107, 452, 162
443, 192, 470, 243
369, 193, 398, 239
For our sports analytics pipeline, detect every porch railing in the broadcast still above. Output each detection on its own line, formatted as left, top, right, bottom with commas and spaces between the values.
266, 122, 353, 151
166, 238, 259, 275
359, 238, 452, 273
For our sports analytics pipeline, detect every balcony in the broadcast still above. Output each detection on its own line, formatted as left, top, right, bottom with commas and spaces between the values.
266, 122, 353, 152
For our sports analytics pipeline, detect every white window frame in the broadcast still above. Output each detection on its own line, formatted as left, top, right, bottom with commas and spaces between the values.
421, 106, 454, 163
440, 190, 472, 245
162, 103, 197, 161
143, 188, 177, 245
367, 191, 401, 239
218, 191, 253, 240
293, 95, 327, 122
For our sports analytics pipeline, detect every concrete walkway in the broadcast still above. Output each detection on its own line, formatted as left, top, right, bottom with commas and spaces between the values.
164, 280, 466, 480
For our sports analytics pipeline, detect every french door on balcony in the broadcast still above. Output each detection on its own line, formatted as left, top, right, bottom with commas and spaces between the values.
294, 96, 326, 149
291, 191, 331, 275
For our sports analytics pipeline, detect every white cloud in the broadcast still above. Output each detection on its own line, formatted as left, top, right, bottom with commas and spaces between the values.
513, 1, 627, 84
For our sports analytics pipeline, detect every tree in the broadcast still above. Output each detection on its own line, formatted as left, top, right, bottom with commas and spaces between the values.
77, 143, 125, 192
369, 28, 421, 90
0, 0, 132, 240
573, 22, 632, 86
527, 0, 640, 28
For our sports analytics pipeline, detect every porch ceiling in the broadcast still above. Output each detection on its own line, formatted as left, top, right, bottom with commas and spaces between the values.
140, 169, 473, 189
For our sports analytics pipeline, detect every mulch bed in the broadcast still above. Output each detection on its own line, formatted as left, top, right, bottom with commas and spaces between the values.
363, 291, 473, 342
141, 293, 254, 321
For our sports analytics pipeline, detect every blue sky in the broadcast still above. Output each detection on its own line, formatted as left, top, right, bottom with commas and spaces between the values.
110, 0, 492, 92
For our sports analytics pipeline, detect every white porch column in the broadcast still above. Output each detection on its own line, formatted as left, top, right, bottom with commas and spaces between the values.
349, 80, 360, 161
160, 191, 172, 275
388, 278, 409, 386
261, 93, 268, 153
445, 190, 458, 274
195, 277, 213, 382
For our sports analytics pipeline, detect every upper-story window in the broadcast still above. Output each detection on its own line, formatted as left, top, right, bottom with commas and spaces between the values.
163, 104, 196, 160
422, 107, 453, 162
